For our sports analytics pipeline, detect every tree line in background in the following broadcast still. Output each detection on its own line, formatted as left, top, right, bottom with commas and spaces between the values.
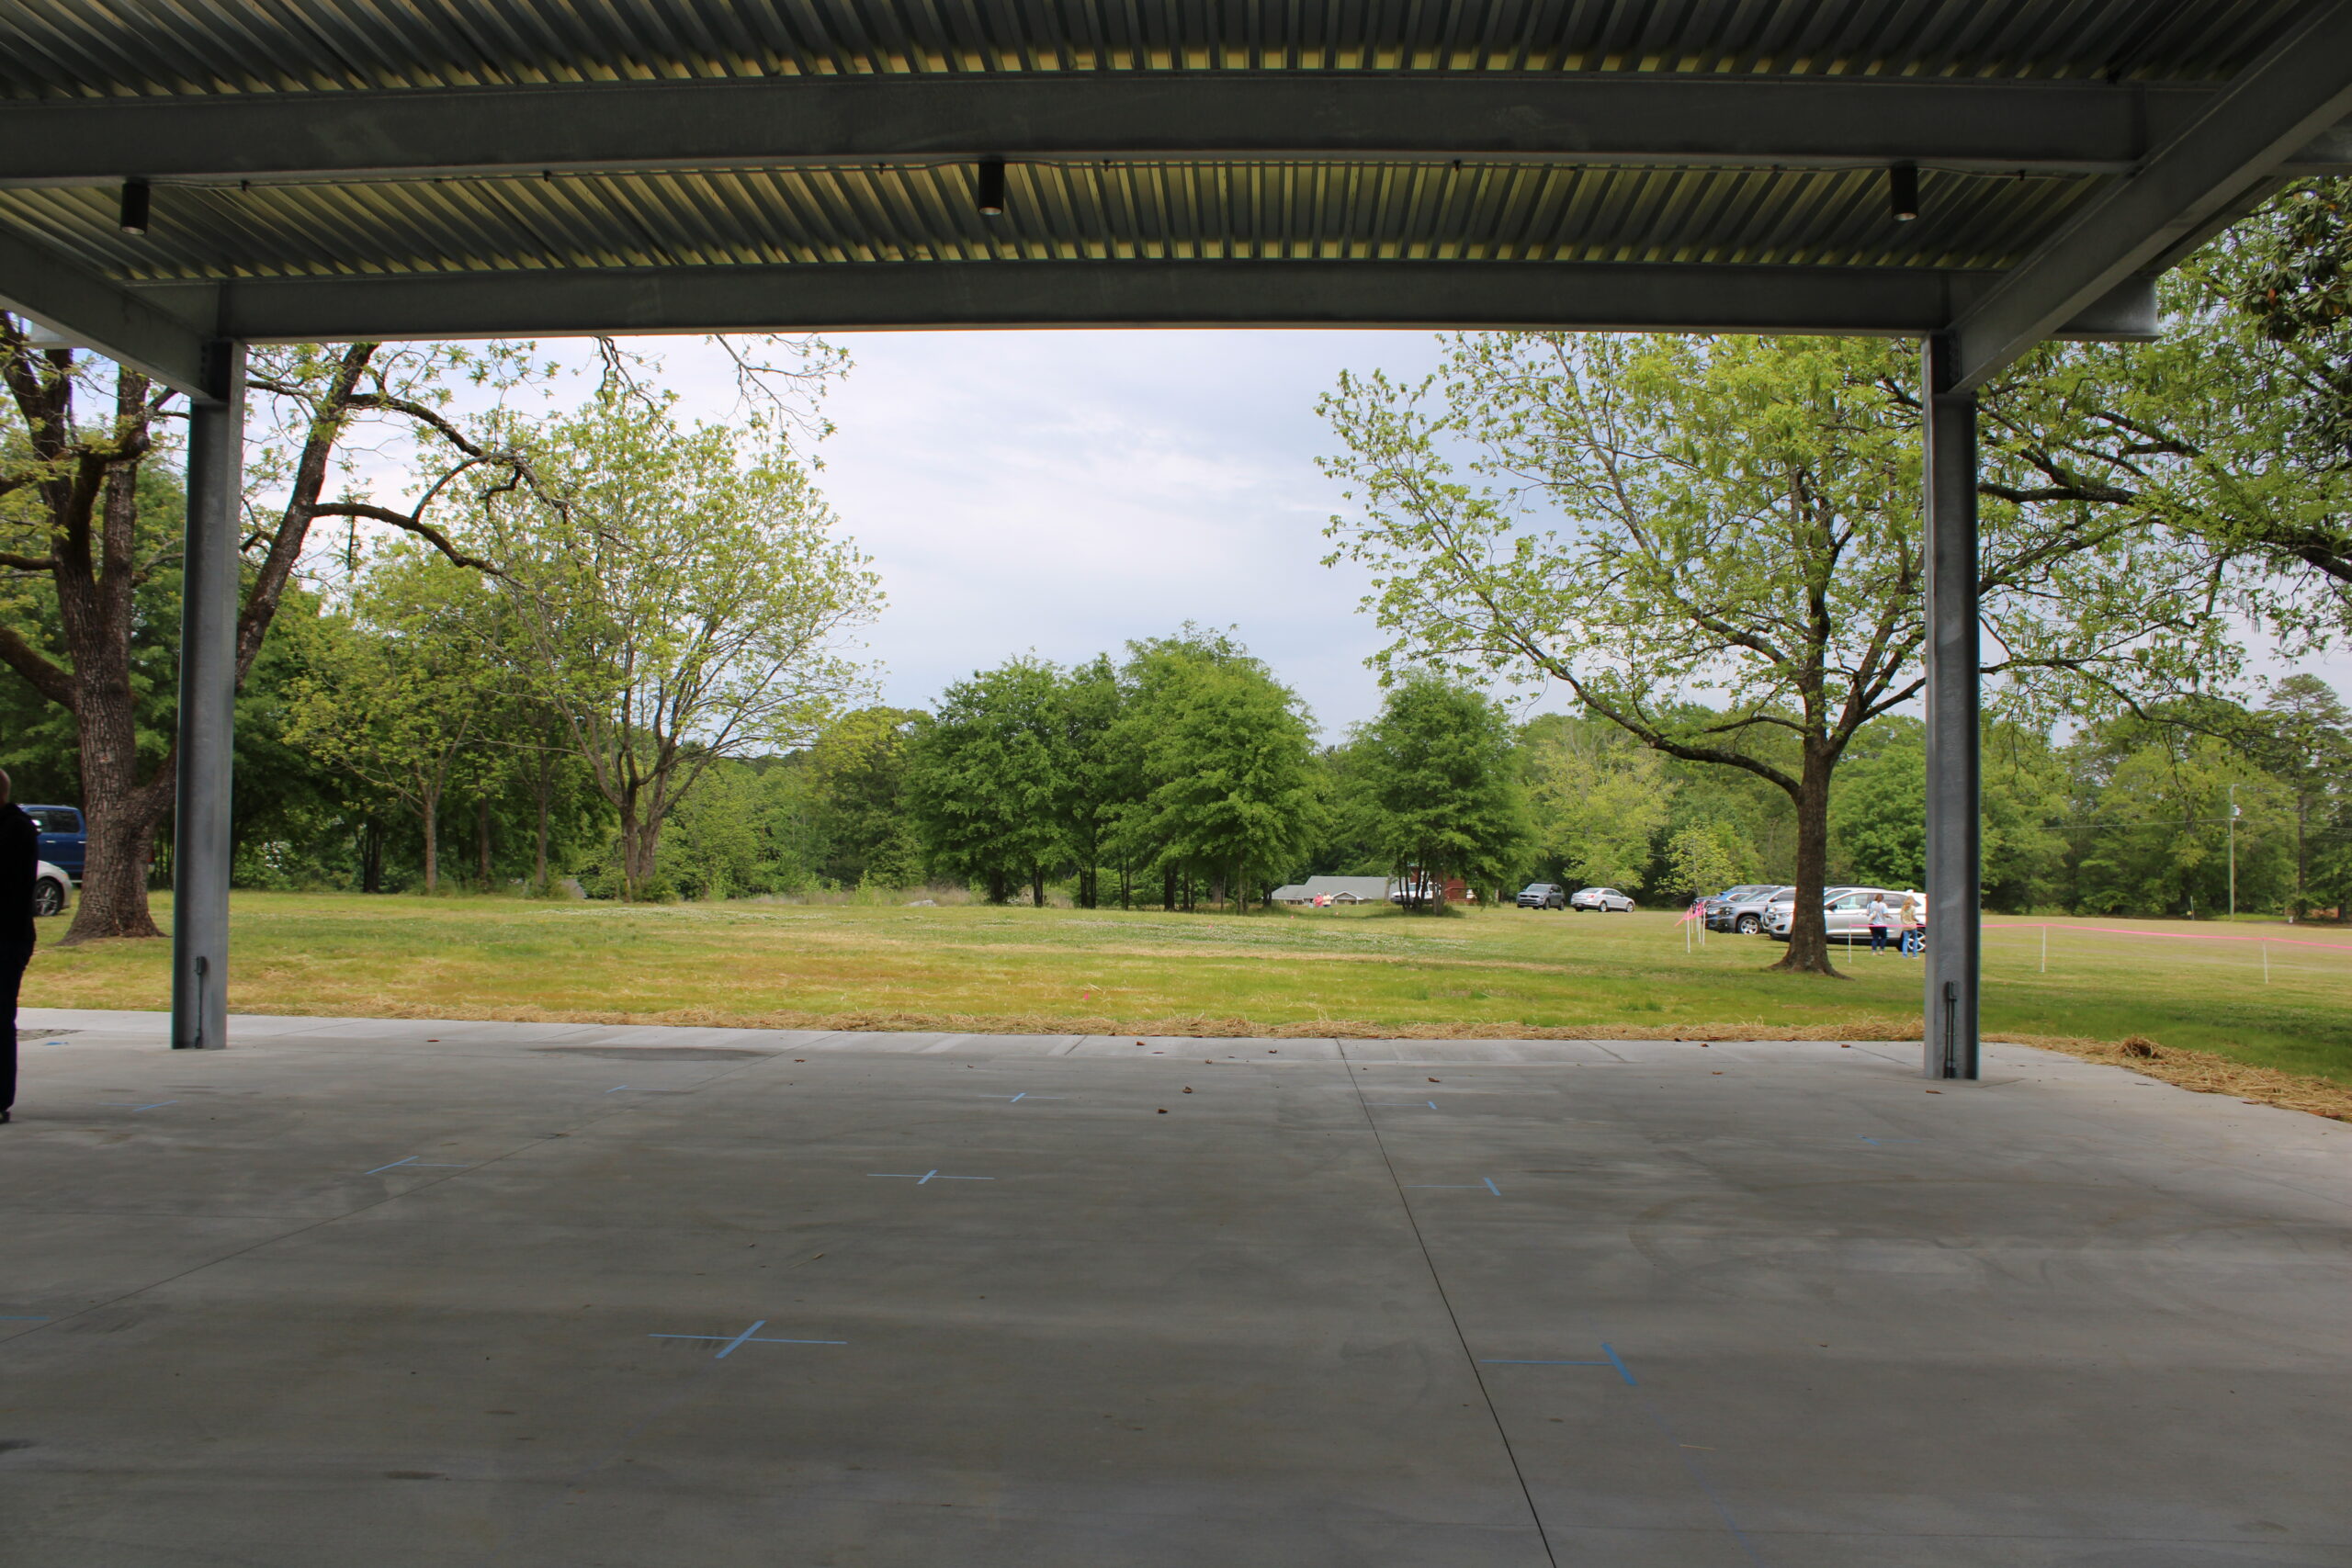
4, 180, 2349, 954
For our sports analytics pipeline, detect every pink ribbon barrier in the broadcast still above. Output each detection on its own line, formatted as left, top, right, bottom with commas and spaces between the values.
1982, 921, 2352, 953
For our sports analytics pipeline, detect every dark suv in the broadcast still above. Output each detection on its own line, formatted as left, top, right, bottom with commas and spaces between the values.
1516, 883, 1566, 909
25, 804, 84, 881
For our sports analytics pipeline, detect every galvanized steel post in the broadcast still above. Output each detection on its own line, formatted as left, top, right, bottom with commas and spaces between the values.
171, 341, 243, 1051
1921, 334, 1980, 1080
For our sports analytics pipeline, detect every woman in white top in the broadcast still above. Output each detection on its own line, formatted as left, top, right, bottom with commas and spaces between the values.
1866, 893, 1894, 953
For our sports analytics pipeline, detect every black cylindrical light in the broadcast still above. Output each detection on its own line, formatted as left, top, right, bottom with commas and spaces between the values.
976, 158, 1007, 219
119, 178, 152, 236
1888, 163, 1919, 223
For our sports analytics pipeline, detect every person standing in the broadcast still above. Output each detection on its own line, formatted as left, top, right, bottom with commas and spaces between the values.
0, 770, 36, 1123
1865, 891, 1894, 954
1899, 890, 1925, 956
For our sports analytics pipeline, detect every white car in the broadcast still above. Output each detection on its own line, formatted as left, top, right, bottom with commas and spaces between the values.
34, 859, 70, 917
1569, 886, 1635, 913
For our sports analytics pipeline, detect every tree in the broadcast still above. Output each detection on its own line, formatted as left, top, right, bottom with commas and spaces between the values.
1128, 650, 1318, 912
806, 707, 926, 889
279, 549, 493, 894
469, 391, 878, 900
2240, 675, 2352, 917
0, 328, 541, 940
905, 659, 1069, 905
1520, 714, 1674, 893
1659, 822, 1747, 903
1829, 721, 1927, 889
1322, 333, 2231, 974
1351, 675, 1527, 908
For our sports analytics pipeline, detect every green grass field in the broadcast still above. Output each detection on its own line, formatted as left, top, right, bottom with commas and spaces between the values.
27, 891, 2352, 1087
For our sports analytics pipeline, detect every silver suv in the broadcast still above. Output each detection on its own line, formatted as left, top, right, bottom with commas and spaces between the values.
1720, 885, 1792, 934
1766, 887, 1916, 943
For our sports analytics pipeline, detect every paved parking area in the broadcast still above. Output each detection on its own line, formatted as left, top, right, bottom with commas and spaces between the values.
3, 1009, 2348, 1567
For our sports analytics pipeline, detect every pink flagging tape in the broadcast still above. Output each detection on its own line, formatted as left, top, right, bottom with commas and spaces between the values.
1982, 922, 2352, 953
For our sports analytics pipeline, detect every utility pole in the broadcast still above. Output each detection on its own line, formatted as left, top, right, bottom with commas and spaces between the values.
2228, 784, 2240, 919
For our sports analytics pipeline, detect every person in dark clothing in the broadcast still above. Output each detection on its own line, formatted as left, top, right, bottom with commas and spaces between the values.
0, 769, 38, 1123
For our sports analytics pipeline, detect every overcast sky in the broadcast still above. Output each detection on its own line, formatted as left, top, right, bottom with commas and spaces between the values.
616, 328, 1455, 740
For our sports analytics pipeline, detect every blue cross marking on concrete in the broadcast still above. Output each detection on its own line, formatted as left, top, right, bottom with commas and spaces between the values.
870, 1169, 992, 1184
101, 1100, 178, 1111
983, 1093, 1065, 1103
1481, 1343, 1637, 1385
363, 1156, 472, 1177
1405, 1177, 1502, 1194
646, 1319, 847, 1359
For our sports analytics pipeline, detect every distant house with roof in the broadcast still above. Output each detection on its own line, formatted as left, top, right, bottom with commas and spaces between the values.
1267, 874, 1395, 905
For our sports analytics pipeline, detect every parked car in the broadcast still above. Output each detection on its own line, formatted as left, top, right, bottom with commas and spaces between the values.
1516, 882, 1566, 909
24, 804, 84, 881
34, 859, 70, 917
1569, 886, 1635, 913
1702, 884, 1778, 931
1720, 885, 1793, 933
1766, 886, 1900, 943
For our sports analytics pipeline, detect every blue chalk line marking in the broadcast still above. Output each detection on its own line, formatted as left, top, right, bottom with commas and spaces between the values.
647, 1319, 847, 1359
363, 1156, 471, 1176
870, 1169, 992, 1184
1857, 1136, 1919, 1145
101, 1100, 177, 1111
1367, 1100, 1442, 1110
983, 1093, 1065, 1103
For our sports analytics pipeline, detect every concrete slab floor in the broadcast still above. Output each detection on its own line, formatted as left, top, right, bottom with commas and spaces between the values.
3, 1010, 2348, 1568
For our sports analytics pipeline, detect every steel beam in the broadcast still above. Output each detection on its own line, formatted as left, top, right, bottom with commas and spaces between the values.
1946, 3, 2352, 393
0, 224, 209, 394
1, 76, 2345, 188
171, 341, 243, 1052
127, 261, 2157, 345
1921, 333, 1980, 1082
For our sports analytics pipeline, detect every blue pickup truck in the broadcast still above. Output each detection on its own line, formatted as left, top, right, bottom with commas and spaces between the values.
24, 804, 85, 880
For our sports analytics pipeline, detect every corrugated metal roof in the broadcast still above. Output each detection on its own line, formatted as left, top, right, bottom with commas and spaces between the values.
0, 162, 2096, 281
0, 0, 2314, 97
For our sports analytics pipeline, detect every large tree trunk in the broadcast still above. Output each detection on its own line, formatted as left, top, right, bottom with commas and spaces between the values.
1030, 867, 1045, 907
1770, 744, 1840, 976
420, 793, 440, 895
54, 385, 173, 943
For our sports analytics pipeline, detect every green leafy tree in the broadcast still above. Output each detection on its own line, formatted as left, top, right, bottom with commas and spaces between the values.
906, 659, 1069, 905
280, 548, 494, 894
469, 391, 879, 900
807, 706, 926, 888
1323, 333, 2232, 974
1659, 822, 1747, 903
1521, 714, 1673, 893
1352, 676, 1528, 908
0, 328, 541, 938
1829, 721, 1927, 889
1129, 651, 1319, 912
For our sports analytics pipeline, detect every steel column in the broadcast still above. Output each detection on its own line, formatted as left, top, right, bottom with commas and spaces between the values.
1921, 334, 1981, 1079
171, 341, 243, 1051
